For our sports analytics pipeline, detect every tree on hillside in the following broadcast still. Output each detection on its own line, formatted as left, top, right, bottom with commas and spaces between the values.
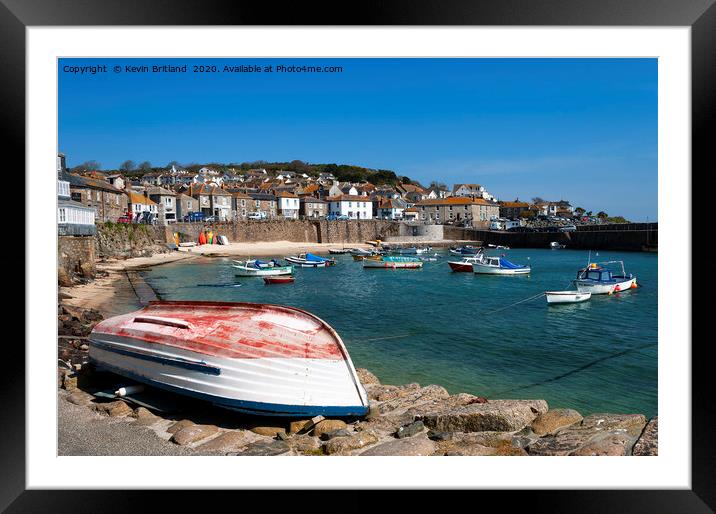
138, 161, 153, 172
71, 160, 102, 172
520, 210, 536, 219
597, 211, 608, 219
429, 180, 447, 190
531, 197, 545, 204
119, 160, 136, 173
574, 207, 585, 215
166, 160, 181, 169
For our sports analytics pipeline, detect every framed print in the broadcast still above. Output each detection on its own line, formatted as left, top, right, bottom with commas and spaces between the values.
4, 0, 711, 510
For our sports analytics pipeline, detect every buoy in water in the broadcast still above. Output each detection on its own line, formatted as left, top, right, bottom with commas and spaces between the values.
631, 281, 638, 289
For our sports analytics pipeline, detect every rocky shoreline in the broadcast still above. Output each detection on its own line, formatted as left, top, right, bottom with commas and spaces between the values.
57, 256, 657, 457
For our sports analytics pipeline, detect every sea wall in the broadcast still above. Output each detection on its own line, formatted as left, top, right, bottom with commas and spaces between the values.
445, 223, 658, 252
160, 220, 401, 245
58, 235, 96, 285
94, 222, 170, 260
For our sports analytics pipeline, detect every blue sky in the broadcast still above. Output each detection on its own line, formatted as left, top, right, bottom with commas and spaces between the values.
59, 58, 657, 220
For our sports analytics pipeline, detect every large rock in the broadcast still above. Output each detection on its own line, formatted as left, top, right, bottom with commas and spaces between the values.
378, 385, 450, 415
66, 390, 94, 406
356, 368, 381, 386
322, 431, 379, 455
360, 435, 436, 456
197, 430, 249, 452
395, 420, 424, 439
132, 407, 161, 426
58, 268, 73, 287
527, 413, 647, 456
171, 424, 219, 446
92, 400, 133, 417
288, 435, 322, 454
632, 416, 658, 456
531, 408, 583, 436
288, 419, 312, 434
250, 426, 287, 437
167, 419, 194, 434
420, 399, 548, 433
312, 420, 348, 438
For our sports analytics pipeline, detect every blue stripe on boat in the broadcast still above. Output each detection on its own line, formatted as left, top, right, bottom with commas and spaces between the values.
90, 359, 369, 417
91, 340, 221, 375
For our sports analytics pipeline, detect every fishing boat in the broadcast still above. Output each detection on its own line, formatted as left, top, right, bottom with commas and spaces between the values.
363, 256, 423, 269
284, 253, 332, 267
545, 291, 592, 304
263, 276, 295, 285
574, 261, 637, 294
328, 248, 350, 254
472, 256, 530, 275
550, 241, 566, 249
349, 248, 373, 256
233, 260, 294, 277
88, 300, 369, 417
448, 253, 485, 272
391, 246, 430, 255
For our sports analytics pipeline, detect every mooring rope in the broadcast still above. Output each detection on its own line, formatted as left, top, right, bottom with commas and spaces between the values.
482, 292, 547, 315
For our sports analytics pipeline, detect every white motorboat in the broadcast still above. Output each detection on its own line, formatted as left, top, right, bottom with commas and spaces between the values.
233, 260, 293, 277
88, 300, 369, 416
545, 291, 592, 304
473, 256, 530, 275
362, 256, 423, 269
574, 261, 637, 294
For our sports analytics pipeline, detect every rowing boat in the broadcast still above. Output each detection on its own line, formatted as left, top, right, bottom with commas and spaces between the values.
88, 300, 369, 417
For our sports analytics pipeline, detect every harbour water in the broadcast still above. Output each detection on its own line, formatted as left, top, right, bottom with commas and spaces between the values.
143, 248, 658, 417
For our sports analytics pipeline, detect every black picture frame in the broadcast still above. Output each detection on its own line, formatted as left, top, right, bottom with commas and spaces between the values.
4, 0, 710, 510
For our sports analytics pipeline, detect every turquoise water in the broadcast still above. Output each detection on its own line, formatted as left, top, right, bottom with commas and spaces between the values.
143, 249, 658, 417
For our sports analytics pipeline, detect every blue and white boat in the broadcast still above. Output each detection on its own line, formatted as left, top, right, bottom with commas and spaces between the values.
574, 261, 636, 294
472, 256, 530, 275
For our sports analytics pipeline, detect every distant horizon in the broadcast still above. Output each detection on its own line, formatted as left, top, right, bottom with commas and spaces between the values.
59, 58, 657, 221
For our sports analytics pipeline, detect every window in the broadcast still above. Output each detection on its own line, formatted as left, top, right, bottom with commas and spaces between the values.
165, 197, 172, 206
58, 208, 66, 223
96, 191, 101, 201
241, 200, 246, 207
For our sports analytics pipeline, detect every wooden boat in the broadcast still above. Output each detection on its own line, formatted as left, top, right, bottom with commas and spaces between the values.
88, 301, 369, 416
448, 253, 485, 272
363, 256, 423, 269
472, 256, 530, 275
352, 254, 367, 261
263, 276, 295, 285
284, 253, 331, 267
233, 260, 294, 277
545, 291, 591, 304
574, 261, 637, 294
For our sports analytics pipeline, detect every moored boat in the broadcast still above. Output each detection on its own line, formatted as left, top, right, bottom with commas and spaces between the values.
233, 260, 294, 277
550, 241, 566, 249
448, 253, 485, 272
449, 245, 480, 256
88, 301, 369, 416
363, 256, 423, 269
574, 261, 637, 294
263, 276, 295, 285
545, 290, 591, 304
284, 253, 332, 267
473, 256, 530, 275
328, 248, 350, 254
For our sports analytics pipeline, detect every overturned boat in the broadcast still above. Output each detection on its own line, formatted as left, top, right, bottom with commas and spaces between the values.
88, 301, 369, 417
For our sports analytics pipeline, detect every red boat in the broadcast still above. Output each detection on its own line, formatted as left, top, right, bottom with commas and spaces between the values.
263, 276, 295, 284
448, 255, 484, 272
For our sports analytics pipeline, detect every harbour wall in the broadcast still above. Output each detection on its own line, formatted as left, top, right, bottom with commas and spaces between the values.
444, 223, 658, 252
159, 220, 401, 245
58, 235, 96, 284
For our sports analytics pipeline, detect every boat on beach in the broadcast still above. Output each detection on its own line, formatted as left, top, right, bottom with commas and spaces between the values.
363, 256, 423, 269
545, 291, 592, 304
472, 256, 530, 275
233, 260, 294, 277
88, 300, 369, 416
263, 276, 295, 285
574, 261, 637, 294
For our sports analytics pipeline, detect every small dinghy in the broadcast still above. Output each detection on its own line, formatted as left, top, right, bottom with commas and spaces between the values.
473, 256, 530, 275
328, 248, 349, 254
545, 291, 591, 304
233, 259, 293, 277
285, 253, 332, 267
263, 276, 295, 285
88, 301, 369, 416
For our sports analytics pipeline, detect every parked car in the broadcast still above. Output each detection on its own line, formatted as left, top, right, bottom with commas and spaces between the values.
559, 224, 577, 232
507, 226, 536, 233
117, 215, 132, 224
248, 211, 266, 220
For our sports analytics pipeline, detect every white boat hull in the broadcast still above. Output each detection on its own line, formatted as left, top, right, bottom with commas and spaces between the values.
545, 291, 592, 304
233, 265, 293, 277
472, 263, 530, 275
575, 277, 635, 294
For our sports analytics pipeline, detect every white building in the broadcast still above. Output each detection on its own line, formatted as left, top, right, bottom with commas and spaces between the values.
452, 183, 495, 201
58, 153, 96, 235
277, 192, 300, 219
127, 191, 158, 222
326, 195, 374, 220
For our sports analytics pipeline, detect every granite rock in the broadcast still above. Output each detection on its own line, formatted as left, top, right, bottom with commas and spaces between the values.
531, 408, 583, 436
197, 430, 249, 452
360, 434, 436, 456
632, 416, 658, 456
322, 431, 379, 455
356, 368, 381, 386
420, 400, 549, 433
93, 400, 133, 417
312, 419, 348, 438
235, 440, 291, 456
171, 424, 219, 446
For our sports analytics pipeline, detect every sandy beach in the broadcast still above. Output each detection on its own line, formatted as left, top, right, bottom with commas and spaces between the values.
175, 240, 373, 258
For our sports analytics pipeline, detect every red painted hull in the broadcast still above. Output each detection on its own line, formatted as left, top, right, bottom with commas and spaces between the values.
263, 276, 295, 284
448, 261, 473, 272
